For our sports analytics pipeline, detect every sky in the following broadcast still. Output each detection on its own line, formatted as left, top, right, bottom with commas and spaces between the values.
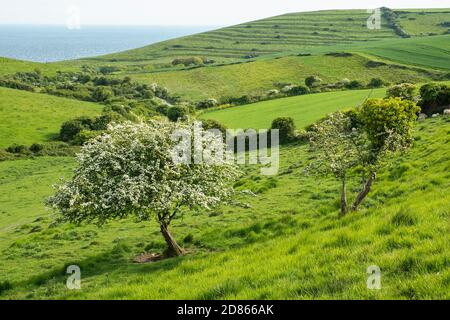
0, 0, 448, 26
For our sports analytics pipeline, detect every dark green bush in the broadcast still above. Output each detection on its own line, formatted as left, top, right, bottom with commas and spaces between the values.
167, 106, 189, 122
368, 78, 384, 88
271, 117, 296, 143
305, 76, 322, 88
419, 83, 450, 115
6, 144, 28, 154
30, 143, 44, 153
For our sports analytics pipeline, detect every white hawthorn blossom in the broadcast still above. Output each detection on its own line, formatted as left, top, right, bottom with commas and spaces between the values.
47, 120, 240, 255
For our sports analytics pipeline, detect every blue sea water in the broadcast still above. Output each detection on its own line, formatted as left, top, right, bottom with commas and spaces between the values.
0, 25, 217, 62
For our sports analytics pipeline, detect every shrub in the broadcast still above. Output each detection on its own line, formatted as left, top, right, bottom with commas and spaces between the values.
305, 76, 322, 88
271, 117, 296, 143
201, 119, 227, 135
345, 80, 363, 89
91, 87, 113, 102
72, 130, 101, 146
99, 66, 120, 74
91, 113, 122, 131
196, 98, 218, 109
167, 105, 189, 122
60, 117, 93, 142
386, 83, 419, 102
172, 57, 204, 67
285, 85, 309, 96
30, 143, 45, 153
368, 78, 384, 88
419, 83, 450, 115
6, 144, 28, 154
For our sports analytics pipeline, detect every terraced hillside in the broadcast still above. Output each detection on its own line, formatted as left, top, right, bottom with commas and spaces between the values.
71, 8, 449, 69
0, 87, 102, 148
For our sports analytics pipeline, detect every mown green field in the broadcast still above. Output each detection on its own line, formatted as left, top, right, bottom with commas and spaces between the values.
0, 87, 102, 148
358, 35, 450, 71
200, 88, 386, 129
0, 117, 448, 299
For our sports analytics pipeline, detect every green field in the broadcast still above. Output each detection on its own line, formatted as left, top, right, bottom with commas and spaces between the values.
0, 117, 448, 299
200, 88, 386, 129
0, 87, 102, 148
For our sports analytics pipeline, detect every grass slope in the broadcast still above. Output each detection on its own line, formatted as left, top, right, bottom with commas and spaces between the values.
0, 87, 102, 148
0, 57, 76, 76
124, 52, 442, 101
0, 117, 448, 299
200, 88, 386, 129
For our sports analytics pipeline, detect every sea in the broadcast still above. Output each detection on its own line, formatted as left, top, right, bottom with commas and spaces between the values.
0, 25, 218, 62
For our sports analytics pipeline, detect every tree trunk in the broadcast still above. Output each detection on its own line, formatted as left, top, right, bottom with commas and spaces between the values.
160, 222, 184, 257
351, 172, 376, 211
340, 177, 348, 217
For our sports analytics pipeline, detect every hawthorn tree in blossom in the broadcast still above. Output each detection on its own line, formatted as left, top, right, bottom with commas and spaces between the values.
47, 120, 240, 256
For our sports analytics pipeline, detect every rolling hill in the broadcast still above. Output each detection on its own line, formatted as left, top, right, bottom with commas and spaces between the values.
0, 87, 102, 148
68, 8, 450, 68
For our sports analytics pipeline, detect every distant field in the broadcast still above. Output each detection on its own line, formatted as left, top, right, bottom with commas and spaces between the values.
358, 35, 450, 71
396, 10, 450, 36
200, 88, 386, 129
0, 87, 102, 148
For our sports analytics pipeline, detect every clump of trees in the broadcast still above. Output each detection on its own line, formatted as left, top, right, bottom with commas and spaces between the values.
307, 98, 420, 216
59, 113, 122, 144
171, 57, 214, 67
47, 121, 240, 256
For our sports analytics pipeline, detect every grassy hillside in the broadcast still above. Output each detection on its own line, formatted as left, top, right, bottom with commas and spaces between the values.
0, 117, 448, 299
74, 10, 397, 66
123, 52, 443, 101
63, 9, 449, 71
0, 57, 76, 76
395, 9, 450, 36
200, 88, 386, 129
0, 87, 102, 148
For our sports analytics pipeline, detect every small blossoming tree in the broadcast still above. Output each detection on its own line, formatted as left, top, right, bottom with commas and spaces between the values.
47, 120, 240, 256
307, 98, 419, 216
